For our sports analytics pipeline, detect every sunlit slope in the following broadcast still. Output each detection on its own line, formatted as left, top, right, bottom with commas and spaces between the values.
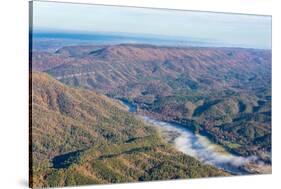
30, 72, 226, 187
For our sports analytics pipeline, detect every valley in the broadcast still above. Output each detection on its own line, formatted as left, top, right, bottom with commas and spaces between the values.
30, 43, 272, 187
32, 44, 272, 162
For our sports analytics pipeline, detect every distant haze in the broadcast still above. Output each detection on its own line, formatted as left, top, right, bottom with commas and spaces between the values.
32, 1, 271, 49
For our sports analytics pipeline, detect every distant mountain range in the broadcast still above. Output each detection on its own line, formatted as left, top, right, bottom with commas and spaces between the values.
32, 32, 234, 52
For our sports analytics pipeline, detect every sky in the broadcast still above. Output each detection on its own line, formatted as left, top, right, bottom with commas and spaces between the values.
32, 1, 272, 49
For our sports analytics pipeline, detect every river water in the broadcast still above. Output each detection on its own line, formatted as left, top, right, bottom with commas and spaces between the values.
119, 100, 270, 175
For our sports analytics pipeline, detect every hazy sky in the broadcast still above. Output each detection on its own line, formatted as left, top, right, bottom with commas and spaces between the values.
32, 1, 271, 49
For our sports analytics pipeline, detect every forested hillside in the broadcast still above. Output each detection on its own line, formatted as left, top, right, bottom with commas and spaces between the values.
30, 72, 227, 188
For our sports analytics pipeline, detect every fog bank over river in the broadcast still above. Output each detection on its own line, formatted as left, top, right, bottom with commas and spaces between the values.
141, 116, 258, 174
119, 100, 271, 175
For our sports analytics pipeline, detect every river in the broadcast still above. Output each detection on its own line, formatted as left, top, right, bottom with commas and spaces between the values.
119, 100, 270, 175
